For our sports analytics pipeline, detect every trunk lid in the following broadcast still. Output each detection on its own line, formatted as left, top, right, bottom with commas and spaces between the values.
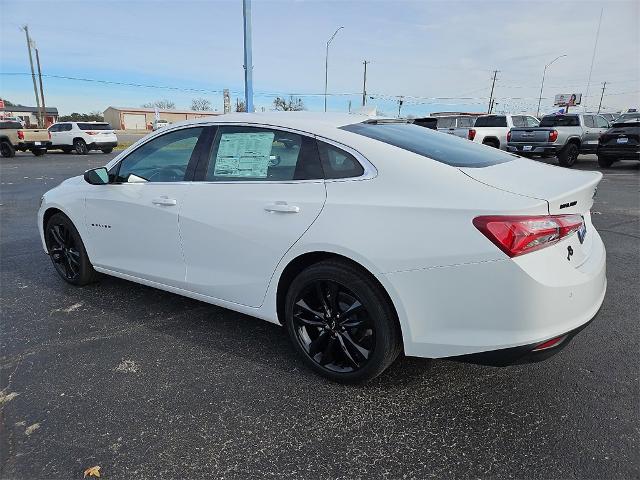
509, 128, 552, 144
460, 158, 602, 215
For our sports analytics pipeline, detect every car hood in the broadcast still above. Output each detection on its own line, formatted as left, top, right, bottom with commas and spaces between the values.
459, 158, 602, 215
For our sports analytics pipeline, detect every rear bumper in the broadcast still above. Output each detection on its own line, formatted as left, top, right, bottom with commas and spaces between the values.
597, 145, 640, 160
17, 141, 51, 150
507, 143, 557, 155
384, 225, 607, 360
87, 141, 118, 150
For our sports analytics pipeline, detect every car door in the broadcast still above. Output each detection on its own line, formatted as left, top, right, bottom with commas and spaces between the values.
49, 123, 63, 146
84, 126, 208, 287
594, 114, 611, 136
582, 115, 600, 152
179, 125, 328, 307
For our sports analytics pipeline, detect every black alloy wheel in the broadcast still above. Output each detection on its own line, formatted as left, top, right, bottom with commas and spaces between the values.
0, 141, 15, 158
74, 138, 88, 155
559, 143, 579, 167
285, 261, 401, 383
45, 213, 96, 285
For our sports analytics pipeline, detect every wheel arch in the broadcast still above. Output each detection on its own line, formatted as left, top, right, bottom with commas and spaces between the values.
274, 250, 404, 345
565, 137, 581, 147
482, 136, 500, 147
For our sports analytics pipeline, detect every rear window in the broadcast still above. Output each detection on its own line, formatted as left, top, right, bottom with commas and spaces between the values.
474, 116, 507, 127
340, 122, 516, 168
0, 121, 22, 129
77, 123, 112, 130
436, 117, 456, 128
539, 115, 580, 127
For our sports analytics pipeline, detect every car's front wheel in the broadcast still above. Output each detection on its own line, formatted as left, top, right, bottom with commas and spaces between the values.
285, 260, 402, 383
45, 212, 96, 285
74, 139, 88, 155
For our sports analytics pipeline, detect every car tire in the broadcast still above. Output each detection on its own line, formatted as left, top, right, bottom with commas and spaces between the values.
0, 141, 16, 158
101, 148, 113, 154
285, 260, 402, 383
45, 212, 96, 286
597, 154, 615, 168
32, 148, 46, 156
74, 139, 88, 155
558, 143, 579, 167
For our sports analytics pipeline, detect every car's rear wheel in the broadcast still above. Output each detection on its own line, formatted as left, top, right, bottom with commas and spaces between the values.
74, 139, 88, 155
45, 213, 96, 286
0, 141, 15, 158
558, 143, 579, 167
285, 260, 402, 383
101, 147, 113, 154
597, 154, 615, 168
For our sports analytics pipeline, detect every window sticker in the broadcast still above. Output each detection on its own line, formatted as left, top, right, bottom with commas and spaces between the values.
214, 132, 275, 178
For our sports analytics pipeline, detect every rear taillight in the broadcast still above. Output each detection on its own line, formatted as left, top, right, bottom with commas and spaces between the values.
532, 335, 567, 352
86, 131, 98, 135
468, 129, 476, 140
473, 214, 584, 257
507, 131, 511, 142
549, 130, 558, 142
48, 131, 51, 140
17, 130, 24, 140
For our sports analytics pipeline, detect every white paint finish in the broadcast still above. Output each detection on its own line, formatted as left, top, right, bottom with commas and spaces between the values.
180, 181, 326, 307
38, 113, 608, 360
84, 183, 188, 287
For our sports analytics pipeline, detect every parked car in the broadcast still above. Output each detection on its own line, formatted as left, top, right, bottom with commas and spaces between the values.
507, 113, 610, 167
468, 114, 540, 150
153, 119, 170, 131
597, 117, 640, 168
435, 115, 477, 138
38, 113, 606, 383
48, 122, 118, 154
614, 112, 640, 123
0, 120, 50, 157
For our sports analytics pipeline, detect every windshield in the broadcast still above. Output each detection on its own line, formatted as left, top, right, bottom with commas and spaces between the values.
539, 115, 580, 127
341, 122, 516, 168
78, 123, 112, 130
474, 116, 507, 127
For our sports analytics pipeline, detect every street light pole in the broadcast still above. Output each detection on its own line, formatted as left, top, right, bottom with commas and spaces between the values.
242, 0, 254, 113
536, 54, 567, 117
324, 26, 344, 112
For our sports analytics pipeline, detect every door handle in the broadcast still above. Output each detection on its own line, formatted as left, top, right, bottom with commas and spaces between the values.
264, 202, 300, 213
152, 197, 177, 206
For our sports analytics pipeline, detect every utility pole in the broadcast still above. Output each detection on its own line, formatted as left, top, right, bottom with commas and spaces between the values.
242, 0, 254, 113
362, 60, 369, 107
487, 70, 498, 114
34, 46, 47, 127
21, 25, 42, 127
597, 82, 607, 113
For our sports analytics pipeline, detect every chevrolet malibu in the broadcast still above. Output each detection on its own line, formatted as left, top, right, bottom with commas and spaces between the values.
38, 113, 607, 383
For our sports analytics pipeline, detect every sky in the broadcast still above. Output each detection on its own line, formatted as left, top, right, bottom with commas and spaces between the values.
1, 0, 638, 116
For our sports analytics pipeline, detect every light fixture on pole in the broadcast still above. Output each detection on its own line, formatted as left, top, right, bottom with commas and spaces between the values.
536, 54, 567, 117
324, 26, 344, 112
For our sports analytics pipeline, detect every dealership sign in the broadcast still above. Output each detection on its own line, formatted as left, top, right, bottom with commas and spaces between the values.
554, 93, 582, 106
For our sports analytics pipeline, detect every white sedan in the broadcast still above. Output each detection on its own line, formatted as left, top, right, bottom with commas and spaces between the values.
37, 112, 607, 383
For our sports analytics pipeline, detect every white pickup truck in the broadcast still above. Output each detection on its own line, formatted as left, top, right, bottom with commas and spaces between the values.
468, 114, 540, 150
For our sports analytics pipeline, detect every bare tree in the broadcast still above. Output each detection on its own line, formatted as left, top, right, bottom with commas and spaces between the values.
191, 97, 212, 111
141, 99, 175, 110
235, 99, 246, 112
273, 96, 305, 111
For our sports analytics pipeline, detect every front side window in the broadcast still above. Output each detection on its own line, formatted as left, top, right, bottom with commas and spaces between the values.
205, 126, 322, 181
583, 115, 595, 128
595, 115, 609, 128
115, 127, 203, 182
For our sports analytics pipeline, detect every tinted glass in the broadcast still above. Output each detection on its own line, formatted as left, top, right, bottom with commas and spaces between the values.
341, 122, 516, 168
116, 127, 203, 182
595, 115, 609, 128
511, 116, 526, 127
0, 121, 23, 129
317, 141, 364, 179
525, 116, 540, 127
62, 124, 72, 131
77, 122, 112, 130
205, 126, 322, 181
457, 117, 474, 128
474, 116, 507, 127
48, 124, 59, 132
436, 117, 456, 128
583, 115, 595, 128
539, 115, 580, 127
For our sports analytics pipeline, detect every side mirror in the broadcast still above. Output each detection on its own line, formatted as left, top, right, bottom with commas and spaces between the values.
84, 167, 109, 185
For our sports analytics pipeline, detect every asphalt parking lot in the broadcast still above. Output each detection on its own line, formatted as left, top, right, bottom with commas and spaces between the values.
1, 151, 638, 479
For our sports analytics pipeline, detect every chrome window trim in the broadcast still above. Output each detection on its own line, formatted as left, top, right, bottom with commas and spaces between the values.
106, 121, 377, 184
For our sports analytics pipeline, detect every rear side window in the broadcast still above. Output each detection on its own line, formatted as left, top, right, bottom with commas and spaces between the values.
341, 122, 516, 168
205, 126, 323, 181
539, 115, 580, 127
474, 116, 507, 127
77, 123, 112, 130
317, 141, 364, 179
